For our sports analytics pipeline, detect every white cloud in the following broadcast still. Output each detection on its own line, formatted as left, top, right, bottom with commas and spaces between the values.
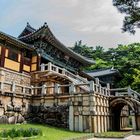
0, 0, 139, 48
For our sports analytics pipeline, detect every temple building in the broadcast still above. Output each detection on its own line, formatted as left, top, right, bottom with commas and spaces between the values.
0, 23, 140, 133
86, 68, 121, 88
0, 22, 95, 94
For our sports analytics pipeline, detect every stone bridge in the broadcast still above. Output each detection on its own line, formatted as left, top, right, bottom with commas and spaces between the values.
0, 79, 140, 133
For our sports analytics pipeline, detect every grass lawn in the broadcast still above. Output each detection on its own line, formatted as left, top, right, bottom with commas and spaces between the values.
133, 131, 140, 135
94, 131, 132, 138
0, 124, 91, 140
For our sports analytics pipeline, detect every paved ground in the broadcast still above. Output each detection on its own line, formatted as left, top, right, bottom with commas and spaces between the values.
87, 135, 140, 140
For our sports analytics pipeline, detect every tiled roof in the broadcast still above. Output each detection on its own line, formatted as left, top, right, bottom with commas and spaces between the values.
0, 31, 34, 50
86, 68, 119, 77
19, 23, 95, 66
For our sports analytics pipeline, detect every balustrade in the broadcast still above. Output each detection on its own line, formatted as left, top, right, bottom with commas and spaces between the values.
0, 81, 32, 95
40, 63, 88, 84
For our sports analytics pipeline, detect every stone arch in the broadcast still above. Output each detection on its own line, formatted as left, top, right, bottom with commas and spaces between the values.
110, 98, 135, 112
110, 98, 135, 131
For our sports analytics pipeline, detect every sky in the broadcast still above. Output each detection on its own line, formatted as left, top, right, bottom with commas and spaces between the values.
0, 0, 140, 49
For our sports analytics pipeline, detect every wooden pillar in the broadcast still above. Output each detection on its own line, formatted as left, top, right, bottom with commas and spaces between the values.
20, 51, 24, 72
0, 47, 5, 67
37, 55, 41, 71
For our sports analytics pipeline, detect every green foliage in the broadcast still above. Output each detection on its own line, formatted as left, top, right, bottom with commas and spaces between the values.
0, 127, 42, 138
72, 41, 140, 92
0, 124, 88, 140
113, 0, 140, 34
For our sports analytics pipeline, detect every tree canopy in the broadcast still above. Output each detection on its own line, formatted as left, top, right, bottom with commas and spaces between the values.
113, 0, 140, 34
72, 41, 140, 92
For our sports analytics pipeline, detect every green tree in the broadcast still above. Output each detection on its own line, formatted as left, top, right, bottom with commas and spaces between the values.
72, 41, 140, 92
113, 0, 140, 34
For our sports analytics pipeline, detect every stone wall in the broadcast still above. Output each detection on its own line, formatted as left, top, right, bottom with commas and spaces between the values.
28, 105, 69, 128
69, 92, 110, 133
0, 67, 31, 86
0, 67, 31, 124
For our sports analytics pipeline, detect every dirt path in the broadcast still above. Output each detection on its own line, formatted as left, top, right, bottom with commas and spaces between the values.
88, 135, 140, 140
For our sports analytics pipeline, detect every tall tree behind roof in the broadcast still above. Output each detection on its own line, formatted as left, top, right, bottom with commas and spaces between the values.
113, 0, 140, 34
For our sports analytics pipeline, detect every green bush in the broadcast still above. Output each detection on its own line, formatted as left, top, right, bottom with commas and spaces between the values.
0, 127, 42, 138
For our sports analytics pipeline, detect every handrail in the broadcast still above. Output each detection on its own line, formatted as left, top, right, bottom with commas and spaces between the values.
130, 89, 140, 97
40, 63, 88, 84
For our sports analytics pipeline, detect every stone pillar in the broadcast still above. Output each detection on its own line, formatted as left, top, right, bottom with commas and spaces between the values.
12, 82, 16, 92
79, 115, 83, 132
89, 116, 92, 132
75, 116, 79, 131
93, 116, 98, 133
40, 63, 45, 71
41, 84, 46, 95
101, 116, 104, 132
95, 78, 99, 93
31, 85, 34, 95
54, 84, 60, 94
104, 116, 107, 132
69, 105, 74, 131
0, 82, 4, 90
89, 81, 95, 92
97, 116, 101, 133
107, 83, 110, 95
132, 115, 136, 130
99, 84, 102, 94
48, 62, 52, 71
22, 87, 25, 93
127, 86, 131, 96
107, 116, 110, 131
69, 84, 75, 94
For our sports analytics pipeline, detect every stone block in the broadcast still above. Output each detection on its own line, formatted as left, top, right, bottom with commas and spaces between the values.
8, 116, 16, 124
0, 115, 8, 124
82, 111, 90, 115
83, 101, 89, 106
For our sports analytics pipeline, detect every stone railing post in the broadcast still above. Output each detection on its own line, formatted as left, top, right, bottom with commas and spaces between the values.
56, 67, 59, 73
128, 86, 131, 96
89, 81, 95, 92
0, 82, 4, 90
31, 86, 34, 95
48, 62, 52, 71
41, 84, 46, 95
105, 88, 107, 96
54, 84, 60, 94
22, 87, 26, 93
40, 63, 45, 71
12, 82, 16, 92
95, 78, 99, 92
107, 83, 110, 95
69, 84, 75, 94
62, 68, 66, 75
99, 84, 102, 94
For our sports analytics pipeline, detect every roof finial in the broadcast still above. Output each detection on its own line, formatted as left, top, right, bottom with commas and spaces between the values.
27, 22, 30, 27
44, 22, 47, 27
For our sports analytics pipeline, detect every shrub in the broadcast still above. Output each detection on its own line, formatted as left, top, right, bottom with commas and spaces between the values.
0, 127, 42, 138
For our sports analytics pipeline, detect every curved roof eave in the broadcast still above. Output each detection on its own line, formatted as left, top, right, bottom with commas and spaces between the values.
19, 24, 95, 66
0, 31, 34, 51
